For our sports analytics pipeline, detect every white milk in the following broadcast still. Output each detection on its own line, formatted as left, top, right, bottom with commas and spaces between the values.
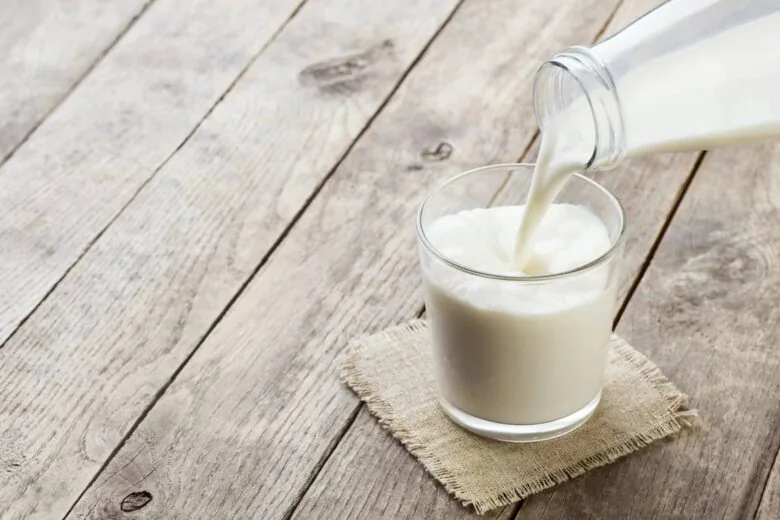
423, 204, 616, 424
515, 11, 780, 268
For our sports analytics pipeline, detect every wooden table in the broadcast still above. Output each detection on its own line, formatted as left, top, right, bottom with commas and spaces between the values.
2, 0, 779, 518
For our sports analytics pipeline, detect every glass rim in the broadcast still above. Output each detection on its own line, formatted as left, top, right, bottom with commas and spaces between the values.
416, 163, 627, 282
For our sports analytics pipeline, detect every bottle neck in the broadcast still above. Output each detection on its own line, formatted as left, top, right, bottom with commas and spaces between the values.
533, 46, 626, 171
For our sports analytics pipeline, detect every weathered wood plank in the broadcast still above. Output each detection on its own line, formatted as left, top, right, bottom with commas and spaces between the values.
61, 1, 697, 519
517, 143, 780, 518
292, 408, 517, 520
0, 0, 149, 160
0, 0, 305, 349
293, 0, 700, 517
0, 0, 463, 518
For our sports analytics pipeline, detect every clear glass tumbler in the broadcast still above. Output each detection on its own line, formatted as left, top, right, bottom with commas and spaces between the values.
416, 163, 625, 442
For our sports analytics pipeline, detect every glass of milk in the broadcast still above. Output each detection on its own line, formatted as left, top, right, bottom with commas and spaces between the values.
416, 163, 625, 442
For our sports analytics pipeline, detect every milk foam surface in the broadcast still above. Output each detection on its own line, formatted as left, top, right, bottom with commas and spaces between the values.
429, 204, 611, 312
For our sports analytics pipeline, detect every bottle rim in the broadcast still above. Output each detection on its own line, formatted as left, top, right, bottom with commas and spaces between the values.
534, 47, 627, 171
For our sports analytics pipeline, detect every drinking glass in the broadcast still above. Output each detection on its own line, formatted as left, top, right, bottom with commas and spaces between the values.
416, 163, 626, 442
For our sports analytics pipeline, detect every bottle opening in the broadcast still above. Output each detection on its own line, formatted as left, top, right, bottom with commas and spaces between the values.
533, 48, 626, 171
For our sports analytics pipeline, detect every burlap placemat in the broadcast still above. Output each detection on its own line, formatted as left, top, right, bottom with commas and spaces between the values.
337, 320, 695, 514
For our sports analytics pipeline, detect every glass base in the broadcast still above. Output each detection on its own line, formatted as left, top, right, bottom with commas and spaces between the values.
439, 391, 601, 443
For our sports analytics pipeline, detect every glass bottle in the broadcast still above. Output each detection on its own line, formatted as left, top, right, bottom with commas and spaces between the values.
533, 0, 780, 172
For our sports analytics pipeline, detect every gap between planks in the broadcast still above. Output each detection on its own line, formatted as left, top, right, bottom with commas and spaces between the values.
613, 151, 706, 326
755, 439, 780, 520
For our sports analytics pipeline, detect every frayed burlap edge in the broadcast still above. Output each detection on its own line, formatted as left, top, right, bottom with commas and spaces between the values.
337, 320, 697, 514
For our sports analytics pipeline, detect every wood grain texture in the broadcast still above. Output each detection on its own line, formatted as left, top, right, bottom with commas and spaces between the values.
0, 0, 305, 349
295, 0, 699, 517
58, 0, 681, 519
517, 143, 780, 519
0, 0, 149, 160
0, 0, 464, 518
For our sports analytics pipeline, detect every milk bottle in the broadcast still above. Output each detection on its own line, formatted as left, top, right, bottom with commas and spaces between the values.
517, 0, 780, 264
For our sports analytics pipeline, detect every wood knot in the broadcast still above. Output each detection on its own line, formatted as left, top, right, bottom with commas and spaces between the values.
422, 142, 452, 161
299, 39, 394, 95
120, 491, 153, 512
1, 446, 25, 474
